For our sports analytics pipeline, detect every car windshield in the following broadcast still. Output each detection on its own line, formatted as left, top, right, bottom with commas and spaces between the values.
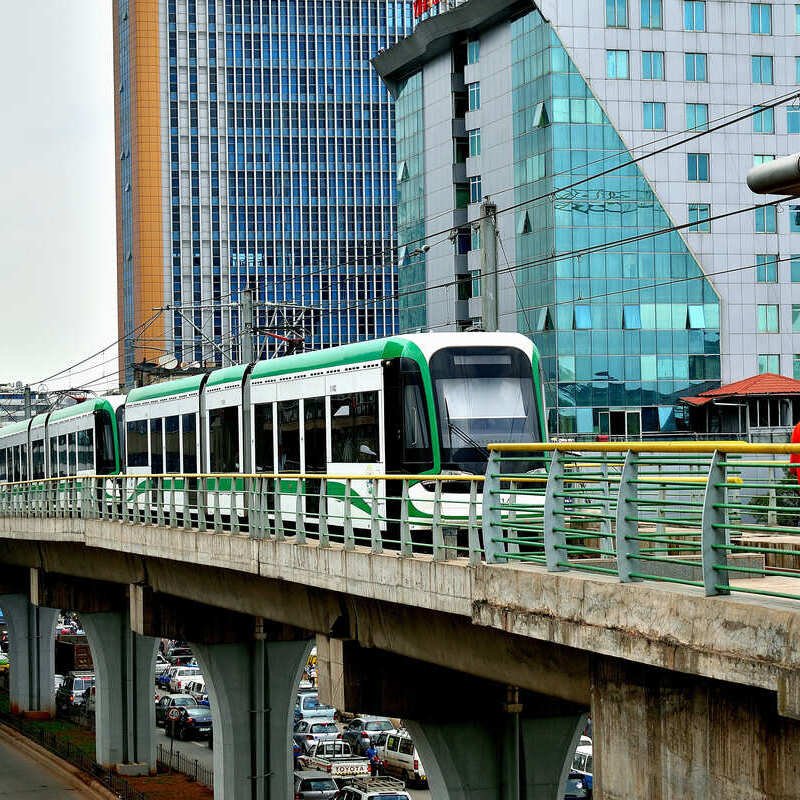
364, 721, 393, 732
429, 346, 539, 474
301, 779, 337, 790
311, 723, 337, 733
74, 678, 93, 690
175, 697, 195, 706
302, 695, 332, 710
185, 707, 210, 718
368, 795, 407, 800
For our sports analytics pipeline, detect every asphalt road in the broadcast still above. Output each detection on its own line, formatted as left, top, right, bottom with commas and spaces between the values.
0, 729, 100, 798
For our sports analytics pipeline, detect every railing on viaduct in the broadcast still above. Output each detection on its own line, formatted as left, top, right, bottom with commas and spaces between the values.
1, 442, 800, 602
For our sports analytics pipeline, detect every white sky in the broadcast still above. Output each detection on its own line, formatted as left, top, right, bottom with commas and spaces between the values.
0, 3, 117, 391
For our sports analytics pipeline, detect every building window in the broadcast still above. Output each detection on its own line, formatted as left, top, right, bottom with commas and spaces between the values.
467, 82, 480, 111
757, 305, 779, 332
797, 5, 800, 32
606, 0, 628, 27
688, 203, 710, 232
790, 205, 800, 232
641, 0, 662, 28
755, 205, 777, 232
686, 103, 708, 131
606, 50, 629, 79
467, 40, 480, 64
796, 57, 800, 84
623, 305, 641, 328
574, 305, 592, 329
788, 106, 800, 133
758, 354, 779, 374
753, 154, 775, 165
792, 255, 800, 281
642, 51, 664, 80
793, 305, 800, 333
753, 106, 774, 133
643, 102, 666, 130
684, 0, 705, 30
756, 254, 778, 282
468, 128, 481, 157
752, 55, 773, 84
794, 355, 800, 380
469, 175, 482, 204
687, 153, 709, 181
750, 3, 772, 33
685, 53, 707, 81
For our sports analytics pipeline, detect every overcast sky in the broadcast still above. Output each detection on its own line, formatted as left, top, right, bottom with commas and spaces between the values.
0, 3, 117, 390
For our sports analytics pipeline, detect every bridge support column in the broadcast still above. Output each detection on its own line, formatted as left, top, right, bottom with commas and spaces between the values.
82, 610, 158, 774
192, 634, 310, 800
0, 593, 58, 717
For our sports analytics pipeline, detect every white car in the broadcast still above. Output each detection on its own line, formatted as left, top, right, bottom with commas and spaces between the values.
380, 730, 427, 787
333, 776, 410, 799
168, 666, 201, 694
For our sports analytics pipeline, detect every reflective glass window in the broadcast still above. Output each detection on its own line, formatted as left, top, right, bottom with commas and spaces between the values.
165, 415, 180, 472
606, 0, 628, 26
795, 355, 800, 380
127, 420, 148, 468
330, 392, 380, 463
254, 403, 274, 472
150, 418, 163, 474
468, 128, 481, 156
753, 154, 775, 165
790, 205, 800, 232
277, 400, 300, 472
687, 153, 709, 181
792, 255, 800, 282
469, 175, 482, 203
753, 106, 774, 133
688, 203, 710, 232
643, 102, 665, 130
752, 55, 773, 84
750, 3, 771, 33
756, 254, 778, 282
208, 407, 239, 473
467, 82, 480, 111
788, 106, 800, 133
606, 50, 629, 79
574, 305, 592, 329
686, 103, 708, 131
641, 0, 662, 28
684, 0, 705, 30
685, 52, 707, 81
755, 205, 777, 232
757, 304, 779, 332
793, 305, 800, 333
642, 51, 664, 80
758, 354, 779, 373
467, 40, 480, 64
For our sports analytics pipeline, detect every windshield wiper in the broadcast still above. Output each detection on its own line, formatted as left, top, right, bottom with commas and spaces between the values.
448, 422, 490, 459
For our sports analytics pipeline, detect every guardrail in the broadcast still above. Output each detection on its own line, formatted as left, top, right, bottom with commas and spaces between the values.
1, 441, 799, 601
157, 742, 213, 788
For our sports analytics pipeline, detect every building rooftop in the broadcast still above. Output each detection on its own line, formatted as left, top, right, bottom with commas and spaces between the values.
682, 374, 800, 407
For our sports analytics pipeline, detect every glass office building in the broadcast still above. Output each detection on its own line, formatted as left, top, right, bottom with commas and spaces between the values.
115, 0, 412, 386
376, 0, 800, 436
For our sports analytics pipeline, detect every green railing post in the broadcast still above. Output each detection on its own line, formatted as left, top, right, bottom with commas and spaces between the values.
482, 449, 504, 563
702, 450, 730, 596
615, 449, 641, 583
370, 479, 382, 554
544, 450, 568, 572
318, 479, 329, 547
468, 480, 481, 566
156, 479, 165, 528
432, 481, 444, 561
295, 479, 306, 544
229, 481, 239, 534
273, 479, 284, 541
399, 481, 412, 556
343, 479, 354, 550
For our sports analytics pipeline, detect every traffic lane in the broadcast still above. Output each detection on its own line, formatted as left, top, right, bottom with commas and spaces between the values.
407, 789, 430, 799
156, 720, 214, 771
0, 727, 102, 798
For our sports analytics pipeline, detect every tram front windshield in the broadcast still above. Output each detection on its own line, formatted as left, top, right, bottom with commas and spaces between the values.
430, 346, 540, 474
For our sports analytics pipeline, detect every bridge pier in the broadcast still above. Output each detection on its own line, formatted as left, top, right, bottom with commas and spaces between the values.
0, 593, 58, 717
82, 610, 158, 774
192, 633, 311, 800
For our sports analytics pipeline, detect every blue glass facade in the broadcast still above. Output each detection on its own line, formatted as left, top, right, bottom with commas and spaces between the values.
511, 10, 721, 435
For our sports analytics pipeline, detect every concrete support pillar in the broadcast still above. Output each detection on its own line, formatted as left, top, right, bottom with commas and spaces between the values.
407, 712, 585, 800
0, 593, 58, 717
593, 657, 800, 799
192, 636, 311, 800
82, 610, 158, 773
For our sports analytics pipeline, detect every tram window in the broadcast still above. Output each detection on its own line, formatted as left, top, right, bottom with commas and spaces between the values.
165, 416, 180, 472
49, 437, 58, 478
58, 435, 68, 477
304, 397, 326, 473
330, 391, 380, 463
254, 403, 275, 472
150, 419, 164, 474
181, 414, 197, 472
77, 429, 94, 473
11, 447, 19, 482
32, 440, 45, 480
277, 400, 300, 472
209, 407, 239, 473
0, 449, 6, 482
126, 420, 148, 468
20, 444, 28, 481
95, 411, 116, 474
68, 432, 78, 476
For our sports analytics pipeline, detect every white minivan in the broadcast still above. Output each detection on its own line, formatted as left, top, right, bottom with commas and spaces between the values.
380, 730, 427, 788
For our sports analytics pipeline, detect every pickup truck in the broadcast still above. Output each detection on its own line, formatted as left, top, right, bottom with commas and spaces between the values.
297, 740, 370, 779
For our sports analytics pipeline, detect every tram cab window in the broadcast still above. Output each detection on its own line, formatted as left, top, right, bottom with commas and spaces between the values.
68, 433, 78, 475
20, 445, 28, 481
77, 429, 94, 473
277, 400, 300, 472
32, 440, 45, 480
126, 420, 149, 468
209, 407, 239, 473
150, 419, 164, 474
165, 416, 180, 472
11, 447, 20, 482
0, 449, 6, 482
49, 438, 58, 478
58, 435, 68, 477
304, 398, 326, 473
181, 414, 197, 472
254, 403, 275, 472
330, 391, 380, 463
95, 411, 116, 474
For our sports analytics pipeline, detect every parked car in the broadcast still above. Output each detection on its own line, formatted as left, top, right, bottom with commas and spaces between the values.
186, 679, 209, 706
156, 667, 176, 691
0, 651, 9, 674
154, 652, 169, 677
293, 720, 340, 754
155, 693, 198, 727
380, 730, 427, 787
165, 646, 193, 664
169, 666, 201, 694
294, 692, 336, 723
55, 671, 95, 713
564, 769, 589, 799
571, 744, 593, 797
293, 769, 339, 799
164, 704, 213, 741
342, 717, 395, 755
333, 776, 410, 799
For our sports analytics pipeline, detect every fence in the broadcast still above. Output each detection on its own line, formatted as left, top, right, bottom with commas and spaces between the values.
157, 742, 214, 788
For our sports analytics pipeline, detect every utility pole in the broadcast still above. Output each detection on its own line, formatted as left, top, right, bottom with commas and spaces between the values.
240, 287, 255, 363
479, 199, 499, 332
23, 386, 32, 420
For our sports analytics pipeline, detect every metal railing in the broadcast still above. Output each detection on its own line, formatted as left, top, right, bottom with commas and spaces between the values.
1, 440, 800, 601
157, 742, 214, 788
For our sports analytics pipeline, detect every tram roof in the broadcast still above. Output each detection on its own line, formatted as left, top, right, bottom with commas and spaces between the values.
49, 397, 115, 423
126, 374, 206, 404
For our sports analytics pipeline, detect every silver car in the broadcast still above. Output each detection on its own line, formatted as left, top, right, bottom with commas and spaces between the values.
293, 720, 341, 754
294, 770, 338, 799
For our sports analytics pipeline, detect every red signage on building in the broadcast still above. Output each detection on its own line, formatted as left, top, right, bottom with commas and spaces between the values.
413, 0, 441, 18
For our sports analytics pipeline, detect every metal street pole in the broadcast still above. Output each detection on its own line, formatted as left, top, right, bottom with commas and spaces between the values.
241, 288, 255, 363
479, 199, 498, 332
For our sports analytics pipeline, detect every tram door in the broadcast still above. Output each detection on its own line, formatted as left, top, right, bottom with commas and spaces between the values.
599, 409, 641, 440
